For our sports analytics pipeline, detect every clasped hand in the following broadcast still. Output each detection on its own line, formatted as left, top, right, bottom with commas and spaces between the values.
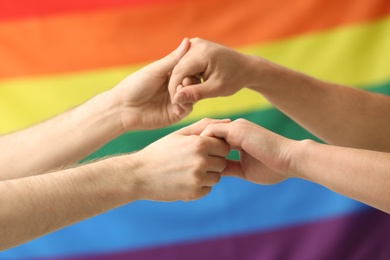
109, 38, 292, 201
167, 38, 293, 186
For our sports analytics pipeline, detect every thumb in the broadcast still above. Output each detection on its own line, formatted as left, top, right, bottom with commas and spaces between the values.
146, 38, 190, 75
221, 160, 245, 179
175, 118, 231, 136
173, 80, 218, 104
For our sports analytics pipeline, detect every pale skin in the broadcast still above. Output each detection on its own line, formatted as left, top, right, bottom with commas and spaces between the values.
0, 39, 229, 250
0, 38, 195, 181
0, 118, 230, 250
169, 37, 390, 213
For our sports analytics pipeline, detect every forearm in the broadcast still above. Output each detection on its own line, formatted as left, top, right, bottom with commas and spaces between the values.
0, 118, 230, 250
0, 91, 125, 180
0, 155, 139, 250
247, 56, 390, 151
291, 139, 390, 213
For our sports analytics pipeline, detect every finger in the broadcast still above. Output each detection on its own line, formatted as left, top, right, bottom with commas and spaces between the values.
176, 83, 184, 92
199, 186, 212, 198
201, 123, 230, 139
173, 80, 219, 104
146, 38, 190, 75
182, 76, 202, 87
168, 54, 206, 103
206, 156, 227, 173
204, 136, 230, 157
221, 159, 245, 179
201, 124, 244, 150
175, 118, 231, 136
181, 186, 212, 202
172, 102, 193, 119
202, 172, 221, 186
174, 76, 202, 105
172, 84, 193, 117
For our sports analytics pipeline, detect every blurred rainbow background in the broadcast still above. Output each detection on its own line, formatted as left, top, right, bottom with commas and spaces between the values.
1, 0, 390, 259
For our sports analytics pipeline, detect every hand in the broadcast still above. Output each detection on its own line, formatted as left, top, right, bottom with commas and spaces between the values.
201, 119, 293, 185
168, 38, 256, 106
131, 118, 231, 202
112, 38, 198, 131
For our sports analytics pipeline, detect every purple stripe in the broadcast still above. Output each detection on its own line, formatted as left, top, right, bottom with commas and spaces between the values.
43, 209, 390, 260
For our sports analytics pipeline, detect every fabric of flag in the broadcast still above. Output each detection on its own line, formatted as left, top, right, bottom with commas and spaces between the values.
1, 0, 390, 259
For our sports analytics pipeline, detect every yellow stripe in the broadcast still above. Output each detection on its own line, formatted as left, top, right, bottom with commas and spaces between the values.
0, 66, 141, 134
1, 17, 390, 134
240, 16, 390, 87
186, 17, 390, 124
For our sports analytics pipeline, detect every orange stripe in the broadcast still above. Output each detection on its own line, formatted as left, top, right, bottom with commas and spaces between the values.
1, 0, 389, 79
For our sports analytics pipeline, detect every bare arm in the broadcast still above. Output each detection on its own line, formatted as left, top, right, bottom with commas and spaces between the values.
0, 38, 192, 180
292, 139, 390, 213
247, 59, 390, 151
0, 40, 231, 250
170, 38, 390, 151
202, 119, 390, 214
0, 91, 123, 180
0, 118, 230, 250
0, 156, 134, 250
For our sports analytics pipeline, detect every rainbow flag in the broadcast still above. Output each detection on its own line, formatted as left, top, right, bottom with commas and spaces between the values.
1, 0, 390, 259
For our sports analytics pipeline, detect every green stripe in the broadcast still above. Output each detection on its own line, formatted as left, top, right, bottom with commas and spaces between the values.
82, 81, 390, 162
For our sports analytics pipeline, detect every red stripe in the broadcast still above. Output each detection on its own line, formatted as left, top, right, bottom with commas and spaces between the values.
0, 0, 181, 21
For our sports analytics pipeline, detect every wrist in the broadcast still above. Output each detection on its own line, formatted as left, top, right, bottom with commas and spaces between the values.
245, 55, 287, 93
288, 139, 320, 181
88, 90, 127, 136
243, 55, 267, 91
102, 154, 145, 202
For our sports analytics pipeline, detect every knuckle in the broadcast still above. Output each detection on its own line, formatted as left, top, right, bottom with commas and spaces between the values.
234, 118, 247, 125
183, 189, 200, 202
191, 89, 202, 102
212, 173, 222, 184
190, 172, 203, 186
202, 186, 212, 196
199, 117, 212, 124
216, 175, 222, 184
196, 157, 209, 169
220, 160, 227, 171
222, 144, 231, 156
190, 37, 201, 43
192, 137, 208, 150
